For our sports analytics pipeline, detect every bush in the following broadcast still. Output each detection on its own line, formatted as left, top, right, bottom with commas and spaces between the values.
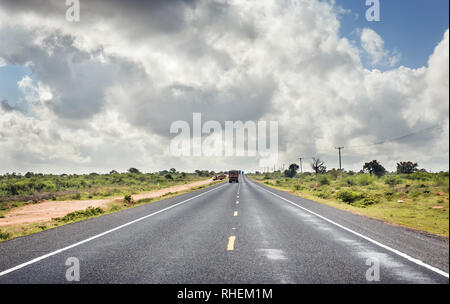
385, 176, 402, 187
0, 229, 10, 240
124, 194, 132, 204
71, 193, 81, 200
404, 171, 430, 181
359, 196, 379, 207
55, 207, 104, 222
317, 190, 332, 199
356, 174, 374, 186
384, 190, 395, 197
318, 175, 330, 186
336, 190, 364, 203
345, 178, 356, 186
435, 176, 449, 192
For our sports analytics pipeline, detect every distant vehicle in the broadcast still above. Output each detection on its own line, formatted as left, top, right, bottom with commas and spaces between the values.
229, 170, 239, 183
213, 174, 226, 181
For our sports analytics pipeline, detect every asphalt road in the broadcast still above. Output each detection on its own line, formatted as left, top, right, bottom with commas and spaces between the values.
0, 175, 448, 283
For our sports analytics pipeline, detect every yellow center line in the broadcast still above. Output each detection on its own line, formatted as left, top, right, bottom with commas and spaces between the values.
234, 211, 238, 216
227, 236, 236, 251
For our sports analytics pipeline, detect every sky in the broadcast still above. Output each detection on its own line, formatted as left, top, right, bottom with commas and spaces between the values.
0, 0, 448, 174
338, 0, 449, 69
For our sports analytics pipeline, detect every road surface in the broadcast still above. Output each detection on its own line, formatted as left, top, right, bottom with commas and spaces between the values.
0, 175, 448, 283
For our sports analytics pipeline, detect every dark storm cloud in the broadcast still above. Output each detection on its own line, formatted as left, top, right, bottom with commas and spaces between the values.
0, 25, 146, 123
0, 0, 199, 37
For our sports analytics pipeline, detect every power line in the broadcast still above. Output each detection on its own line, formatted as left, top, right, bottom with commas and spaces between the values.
346, 125, 442, 149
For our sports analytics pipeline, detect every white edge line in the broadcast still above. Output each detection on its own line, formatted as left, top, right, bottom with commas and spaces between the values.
253, 181, 449, 279
0, 183, 227, 277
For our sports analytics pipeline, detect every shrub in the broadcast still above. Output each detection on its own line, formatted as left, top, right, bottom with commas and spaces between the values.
435, 176, 449, 192
0, 229, 10, 240
55, 207, 104, 222
384, 190, 395, 198
345, 178, 356, 186
124, 194, 132, 204
404, 171, 430, 181
385, 176, 402, 187
336, 190, 364, 203
359, 196, 379, 207
317, 191, 331, 199
71, 193, 81, 200
318, 175, 330, 186
356, 174, 373, 186
294, 184, 302, 191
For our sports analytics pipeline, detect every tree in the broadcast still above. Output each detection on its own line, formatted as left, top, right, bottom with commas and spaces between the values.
363, 160, 387, 177
109, 170, 118, 174
284, 163, 299, 178
169, 168, 177, 173
128, 168, 141, 174
311, 158, 326, 174
397, 161, 418, 174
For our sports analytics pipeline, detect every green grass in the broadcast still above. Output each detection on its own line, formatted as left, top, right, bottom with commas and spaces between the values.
250, 171, 449, 237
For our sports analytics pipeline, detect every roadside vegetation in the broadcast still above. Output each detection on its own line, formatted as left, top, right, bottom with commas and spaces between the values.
250, 160, 449, 237
0, 170, 223, 241
0, 168, 219, 217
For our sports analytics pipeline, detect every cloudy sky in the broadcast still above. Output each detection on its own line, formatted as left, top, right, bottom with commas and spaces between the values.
0, 0, 448, 174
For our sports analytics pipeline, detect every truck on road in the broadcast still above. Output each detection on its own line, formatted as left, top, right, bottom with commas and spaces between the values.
228, 170, 239, 183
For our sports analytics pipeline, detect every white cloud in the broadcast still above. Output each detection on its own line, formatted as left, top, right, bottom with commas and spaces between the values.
0, 0, 447, 173
360, 28, 401, 67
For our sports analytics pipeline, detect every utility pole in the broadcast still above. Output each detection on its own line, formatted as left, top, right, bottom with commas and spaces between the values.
298, 157, 303, 174
335, 147, 344, 171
